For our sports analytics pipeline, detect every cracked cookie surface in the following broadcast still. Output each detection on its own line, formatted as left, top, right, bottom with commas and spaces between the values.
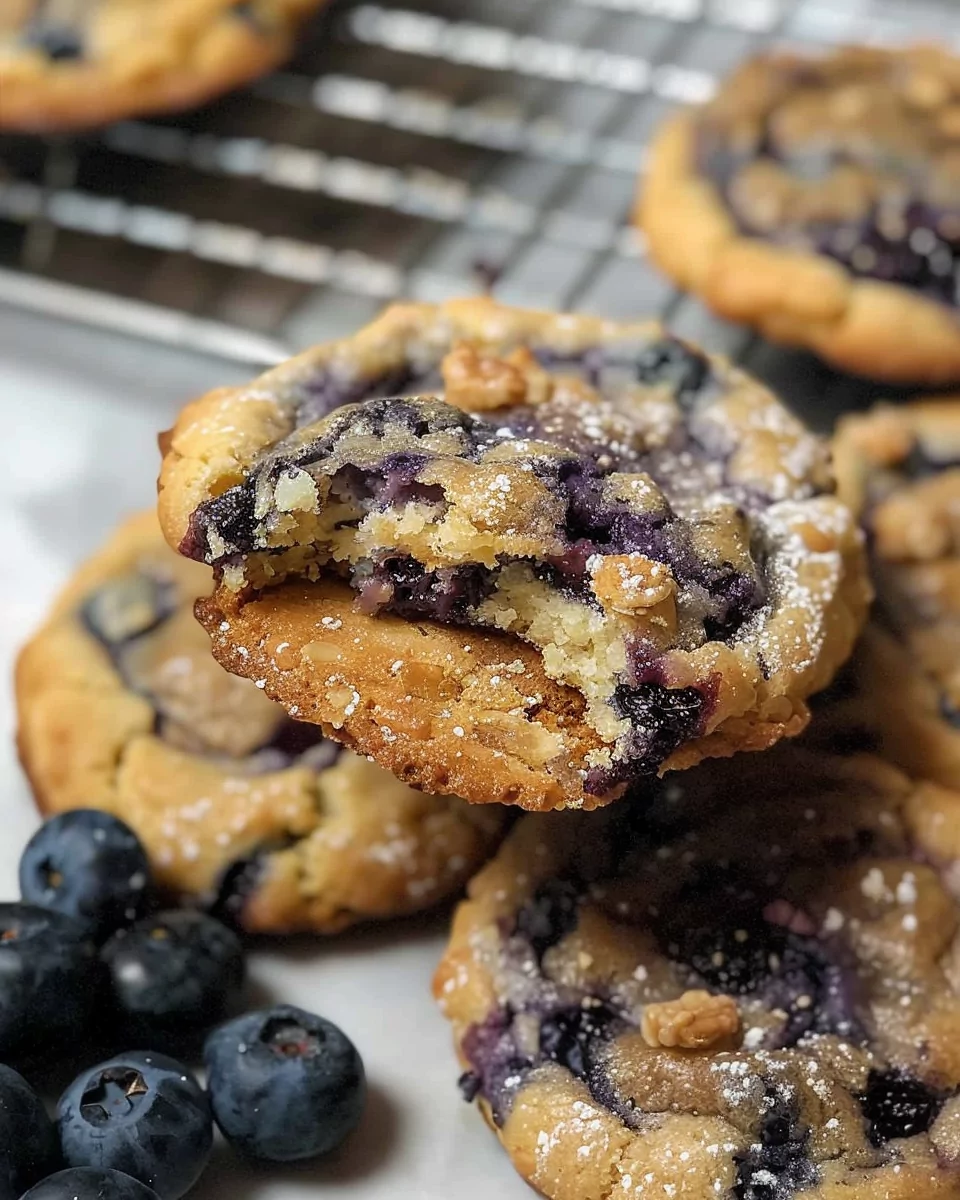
0, 0, 325, 131
161, 298, 870, 811
15, 512, 504, 934
435, 745, 960, 1200
639, 45, 960, 383
827, 396, 960, 789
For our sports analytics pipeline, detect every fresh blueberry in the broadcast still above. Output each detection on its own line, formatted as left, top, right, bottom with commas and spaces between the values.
0, 902, 100, 1065
0, 1063, 60, 1200
57, 1052, 212, 1200
859, 1069, 944, 1146
204, 1005, 366, 1162
101, 910, 245, 1047
21, 1167, 159, 1200
19, 811, 151, 943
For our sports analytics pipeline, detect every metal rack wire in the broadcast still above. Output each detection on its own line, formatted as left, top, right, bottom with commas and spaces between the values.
1, 0, 957, 417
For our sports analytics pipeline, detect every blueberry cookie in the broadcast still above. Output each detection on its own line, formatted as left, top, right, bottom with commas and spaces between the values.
640, 45, 960, 384
15, 512, 505, 934
159, 298, 870, 811
0, 0, 325, 132
826, 396, 960, 789
435, 745, 960, 1200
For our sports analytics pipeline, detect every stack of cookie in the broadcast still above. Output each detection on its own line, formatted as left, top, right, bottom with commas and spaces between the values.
16, 293, 960, 1196
12, 35, 960, 1200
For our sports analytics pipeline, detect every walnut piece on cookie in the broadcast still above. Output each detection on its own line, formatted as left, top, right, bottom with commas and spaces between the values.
160, 298, 871, 811
15, 512, 505, 934
434, 744, 960, 1200
639, 45, 960, 384
0, 0, 326, 132
821, 396, 960, 790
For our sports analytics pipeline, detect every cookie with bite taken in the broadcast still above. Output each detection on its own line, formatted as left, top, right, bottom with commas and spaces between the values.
159, 298, 871, 811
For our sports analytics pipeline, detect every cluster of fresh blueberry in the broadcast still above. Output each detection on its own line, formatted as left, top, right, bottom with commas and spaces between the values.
0, 811, 366, 1199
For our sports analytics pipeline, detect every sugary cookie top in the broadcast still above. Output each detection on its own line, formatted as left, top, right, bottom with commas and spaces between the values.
696, 45, 960, 305
182, 335, 830, 603
436, 746, 960, 1198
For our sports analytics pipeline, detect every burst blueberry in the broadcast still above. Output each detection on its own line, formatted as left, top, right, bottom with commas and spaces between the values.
57, 1052, 212, 1200
204, 1004, 366, 1162
21, 1168, 160, 1200
635, 337, 710, 406
19, 810, 151, 942
0, 1063, 60, 1199
733, 1096, 817, 1200
0, 902, 100, 1065
101, 910, 245, 1046
859, 1069, 944, 1146
513, 880, 581, 962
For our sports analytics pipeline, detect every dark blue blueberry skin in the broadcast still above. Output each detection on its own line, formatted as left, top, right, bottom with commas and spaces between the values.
20, 810, 151, 943
859, 1070, 944, 1146
734, 1096, 817, 1200
0, 1063, 60, 1200
513, 879, 581, 962
101, 910, 246, 1046
0, 902, 100, 1065
21, 1168, 159, 1200
57, 1052, 212, 1200
204, 1004, 366, 1162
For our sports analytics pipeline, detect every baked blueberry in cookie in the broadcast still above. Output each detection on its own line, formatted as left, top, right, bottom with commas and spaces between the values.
0, 0, 327, 132
435, 745, 960, 1200
15, 512, 504, 934
160, 300, 870, 811
641, 45, 960, 383
827, 396, 960, 791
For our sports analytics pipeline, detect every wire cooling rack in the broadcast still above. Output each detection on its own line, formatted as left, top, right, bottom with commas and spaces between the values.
1, 0, 958, 418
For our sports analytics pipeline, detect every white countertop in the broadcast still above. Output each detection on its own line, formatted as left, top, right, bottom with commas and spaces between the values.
0, 304, 525, 1199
